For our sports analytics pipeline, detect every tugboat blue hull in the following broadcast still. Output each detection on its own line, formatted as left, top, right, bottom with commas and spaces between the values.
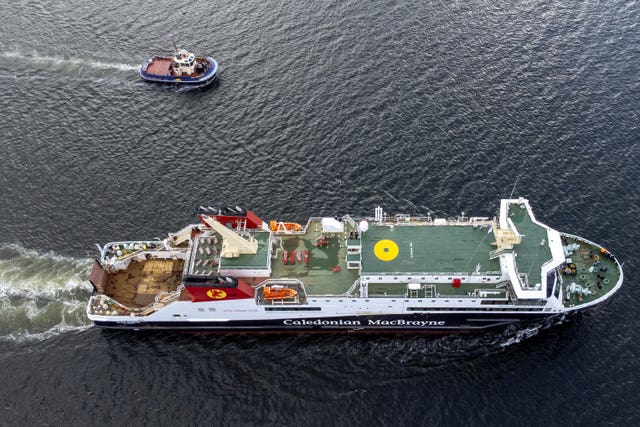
140, 57, 218, 85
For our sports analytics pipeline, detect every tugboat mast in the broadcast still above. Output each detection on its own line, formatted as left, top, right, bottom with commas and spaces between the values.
170, 33, 179, 55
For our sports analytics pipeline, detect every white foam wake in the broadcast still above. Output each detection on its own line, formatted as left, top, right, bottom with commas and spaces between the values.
0, 50, 140, 72
0, 244, 94, 343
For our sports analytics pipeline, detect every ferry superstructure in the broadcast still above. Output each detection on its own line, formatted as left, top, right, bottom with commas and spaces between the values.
87, 198, 623, 332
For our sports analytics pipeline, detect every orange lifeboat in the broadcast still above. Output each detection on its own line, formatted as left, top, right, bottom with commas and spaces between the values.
264, 285, 298, 300
269, 220, 303, 232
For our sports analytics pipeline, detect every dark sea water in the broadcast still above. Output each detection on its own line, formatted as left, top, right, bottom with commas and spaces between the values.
0, 0, 638, 425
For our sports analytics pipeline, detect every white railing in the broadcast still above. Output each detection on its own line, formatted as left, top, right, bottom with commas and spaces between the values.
102, 240, 187, 264
342, 214, 358, 230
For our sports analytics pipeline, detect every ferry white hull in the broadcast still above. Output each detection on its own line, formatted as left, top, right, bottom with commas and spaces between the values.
88, 297, 566, 333
87, 199, 623, 334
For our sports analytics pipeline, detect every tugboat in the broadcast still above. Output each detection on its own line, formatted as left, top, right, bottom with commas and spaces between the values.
140, 36, 218, 85
87, 200, 623, 333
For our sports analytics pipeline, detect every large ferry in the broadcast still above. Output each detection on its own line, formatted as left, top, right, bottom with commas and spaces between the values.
87, 199, 623, 333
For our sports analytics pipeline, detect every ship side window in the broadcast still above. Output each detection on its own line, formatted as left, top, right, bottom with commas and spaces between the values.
547, 271, 557, 298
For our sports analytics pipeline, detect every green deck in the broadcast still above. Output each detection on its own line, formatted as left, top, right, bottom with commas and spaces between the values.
194, 201, 621, 304
270, 220, 359, 295
220, 231, 272, 270
361, 223, 498, 274
507, 203, 552, 286
560, 234, 622, 307
366, 281, 508, 298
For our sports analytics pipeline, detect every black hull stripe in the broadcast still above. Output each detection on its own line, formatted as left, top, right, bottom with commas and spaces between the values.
93, 313, 554, 333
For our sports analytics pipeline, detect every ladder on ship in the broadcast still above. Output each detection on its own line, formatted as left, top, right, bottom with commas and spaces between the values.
342, 214, 358, 230
235, 218, 247, 231
424, 284, 436, 298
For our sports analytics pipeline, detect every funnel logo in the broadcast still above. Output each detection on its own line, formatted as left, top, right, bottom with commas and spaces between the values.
206, 289, 227, 299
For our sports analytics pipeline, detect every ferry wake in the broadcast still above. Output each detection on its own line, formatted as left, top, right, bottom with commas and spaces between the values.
87, 199, 623, 333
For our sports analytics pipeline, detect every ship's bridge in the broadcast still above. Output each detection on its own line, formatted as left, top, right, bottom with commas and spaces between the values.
497, 198, 565, 299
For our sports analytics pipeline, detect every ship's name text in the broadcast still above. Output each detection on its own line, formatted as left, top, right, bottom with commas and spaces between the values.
282, 319, 445, 327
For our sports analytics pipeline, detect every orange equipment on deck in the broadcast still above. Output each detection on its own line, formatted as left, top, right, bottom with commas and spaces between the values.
263, 285, 298, 300
269, 220, 303, 232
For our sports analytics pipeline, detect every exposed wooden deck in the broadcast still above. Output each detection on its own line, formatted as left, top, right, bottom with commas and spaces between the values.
105, 259, 184, 308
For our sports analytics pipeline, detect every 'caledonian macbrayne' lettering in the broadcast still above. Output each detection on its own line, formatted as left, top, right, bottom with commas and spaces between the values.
282, 319, 446, 326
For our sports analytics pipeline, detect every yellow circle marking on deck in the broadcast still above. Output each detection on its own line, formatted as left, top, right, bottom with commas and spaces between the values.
374, 239, 399, 261
206, 289, 227, 299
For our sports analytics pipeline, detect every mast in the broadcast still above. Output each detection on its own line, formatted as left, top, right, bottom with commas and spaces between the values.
170, 33, 179, 55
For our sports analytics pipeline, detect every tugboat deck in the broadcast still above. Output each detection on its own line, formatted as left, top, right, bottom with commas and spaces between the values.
140, 44, 217, 85
145, 57, 172, 76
